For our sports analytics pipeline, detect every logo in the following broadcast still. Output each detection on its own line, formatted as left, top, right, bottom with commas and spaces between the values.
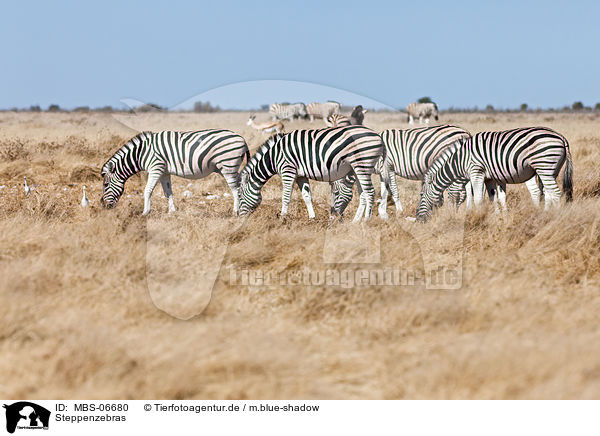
3, 402, 50, 434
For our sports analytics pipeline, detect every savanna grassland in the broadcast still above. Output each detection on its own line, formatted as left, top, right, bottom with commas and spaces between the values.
1, 110, 599, 399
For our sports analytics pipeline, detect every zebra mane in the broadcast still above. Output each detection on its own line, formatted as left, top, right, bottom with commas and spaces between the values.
241, 134, 283, 176
102, 131, 152, 174
422, 137, 466, 184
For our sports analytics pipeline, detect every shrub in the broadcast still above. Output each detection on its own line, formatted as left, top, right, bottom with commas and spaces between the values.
417, 96, 433, 104
47, 104, 61, 112
193, 101, 221, 113
572, 101, 584, 111
520, 103, 528, 111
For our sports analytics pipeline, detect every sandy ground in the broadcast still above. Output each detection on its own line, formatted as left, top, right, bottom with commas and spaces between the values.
0, 110, 599, 399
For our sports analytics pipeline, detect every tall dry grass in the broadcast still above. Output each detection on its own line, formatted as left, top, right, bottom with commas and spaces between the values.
0, 111, 599, 399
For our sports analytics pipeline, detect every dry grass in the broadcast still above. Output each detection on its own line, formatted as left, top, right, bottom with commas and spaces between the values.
1, 111, 599, 399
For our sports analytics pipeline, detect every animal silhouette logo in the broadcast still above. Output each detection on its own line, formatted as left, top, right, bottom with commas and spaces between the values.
3, 402, 50, 433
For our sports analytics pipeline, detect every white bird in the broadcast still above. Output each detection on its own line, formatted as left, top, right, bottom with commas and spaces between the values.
24, 176, 31, 195
81, 185, 89, 208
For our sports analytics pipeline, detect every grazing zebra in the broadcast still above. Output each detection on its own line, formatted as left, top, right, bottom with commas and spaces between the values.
416, 127, 573, 222
269, 103, 307, 121
306, 101, 341, 122
406, 102, 439, 124
325, 113, 351, 127
331, 125, 471, 217
238, 126, 385, 222
101, 130, 250, 215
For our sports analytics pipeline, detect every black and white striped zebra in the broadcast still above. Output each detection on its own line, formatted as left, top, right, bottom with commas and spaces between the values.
416, 127, 573, 222
325, 113, 351, 127
101, 130, 250, 215
269, 103, 307, 121
238, 126, 385, 221
306, 101, 341, 122
406, 102, 439, 124
331, 125, 471, 217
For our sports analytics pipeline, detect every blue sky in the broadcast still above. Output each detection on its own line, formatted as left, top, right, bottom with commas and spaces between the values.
2, 0, 599, 110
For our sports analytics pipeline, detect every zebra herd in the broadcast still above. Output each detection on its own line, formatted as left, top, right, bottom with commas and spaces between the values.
101, 118, 573, 223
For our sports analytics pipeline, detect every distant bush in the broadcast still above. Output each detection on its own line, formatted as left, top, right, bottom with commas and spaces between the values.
47, 104, 61, 112
29, 105, 41, 112
485, 105, 495, 112
520, 103, 528, 111
417, 96, 433, 104
193, 101, 221, 113
94, 106, 114, 112
572, 101, 584, 111
73, 106, 90, 112
260, 104, 269, 111
595, 103, 600, 111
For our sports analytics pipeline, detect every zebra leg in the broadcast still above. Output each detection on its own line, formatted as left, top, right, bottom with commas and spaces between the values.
388, 170, 402, 213
465, 181, 473, 210
470, 172, 486, 208
296, 177, 316, 219
353, 172, 374, 222
159, 174, 176, 213
378, 178, 389, 219
537, 173, 561, 209
221, 171, 241, 214
142, 169, 163, 216
485, 180, 499, 212
525, 177, 542, 207
280, 171, 297, 218
408, 115, 414, 125
496, 183, 507, 212
329, 184, 340, 219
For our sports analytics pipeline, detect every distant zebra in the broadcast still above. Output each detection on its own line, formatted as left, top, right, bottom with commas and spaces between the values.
101, 130, 250, 215
238, 126, 385, 222
306, 101, 341, 122
406, 102, 439, 124
325, 113, 351, 127
331, 125, 471, 217
325, 105, 367, 127
269, 103, 307, 121
416, 127, 573, 222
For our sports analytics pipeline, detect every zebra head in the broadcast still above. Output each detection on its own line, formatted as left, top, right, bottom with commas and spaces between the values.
100, 159, 126, 209
237, 134, 282, 216
237, 169, 262, 216
100, 132, 150, 209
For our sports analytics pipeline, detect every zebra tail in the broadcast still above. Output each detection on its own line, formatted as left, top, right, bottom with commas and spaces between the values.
563, 146, 573, 202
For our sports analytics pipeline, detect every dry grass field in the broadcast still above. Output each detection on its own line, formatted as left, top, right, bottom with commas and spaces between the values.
1, 110, 599, 399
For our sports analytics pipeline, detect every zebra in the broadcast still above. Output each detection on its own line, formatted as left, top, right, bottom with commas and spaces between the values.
306, 101, 341, 122
325, 113, 351, 127
238, 126, 386, 222
330, 125, 472, 218
406, 102, 439, 124
101, 130, 250, 215
349, 105, 367, 125
269, 103, 307, 121
416, 127, 574, 222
